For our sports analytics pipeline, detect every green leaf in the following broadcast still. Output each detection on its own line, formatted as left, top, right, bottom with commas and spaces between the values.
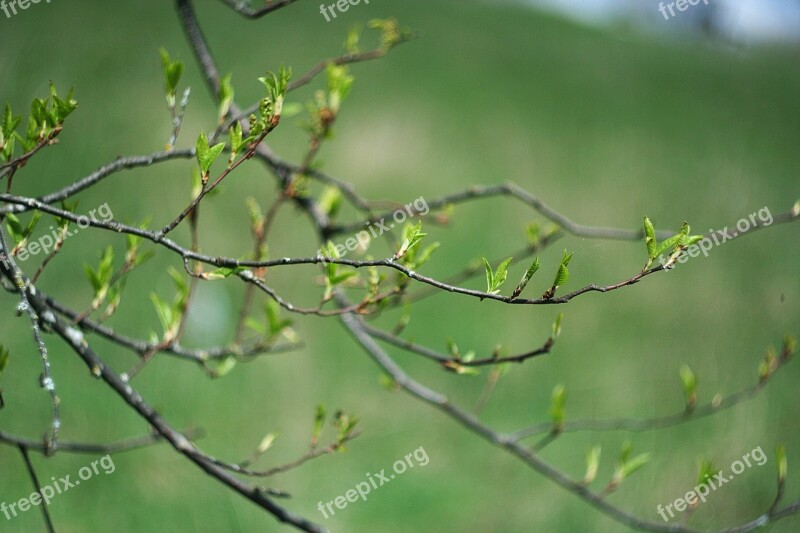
584, 445, 601, 484
620, 453, 651, 479
98, 246, 114, 284
549, 384, 567, 430
265, 299, 292, 338
697, 458, 716, 487
679, 365, 697, 409
684, 235, 704, 247
83, 265, 101, 292
50, 84, 78, 123
644, 216, 657, 260
204, 267, 241, 280
396, 221, 425, 259
23, 115, 37, 150
776, 445, 787, 484
196, 132, 210, 172
84, 246, 114, 298
654, 222, 692, 258
22, 211, 41, 240
483, 257, 513, 295
620, 440, 633, 464
196, 132, 225, 174
447, 363, 480, 376
322, 241, 357, 299
413, 242, 439, 269
552, 249, 573, 289
526, 222, 540, 247
552, 312, 564, 339
150, 293, 174, 335
321, 240, 340, 278
2, 103, 21, 138
317, 186, 342, 218
446, 338, 460, 357
326, 65, 355, 114
654, 234, 682, 258
344, 24, 362, 54
334, 411, 358, 444
784, 335, 797, 359
159, 48, 183, 95
31, 98, 46, 126
493, 257, 512, 291
1, 132, 14, 161
482, 257, 494, 294
512, 257, 540, 299
378, 373, 398, 391
229, 123, 243, 156
312, 404, 327, 445
282, 102, 303, 118
258, 65, 292, 118
207, 143, 226, 172
331, 270, 358, 285
245, 317, 266, 336
169, 267, 189, 308
245, 197, 264, 229
5, 213, 24, 242
218, 73, 234, 121
256, 432, 278, 454
211, 356, 237, 378
611, 442, 650, 487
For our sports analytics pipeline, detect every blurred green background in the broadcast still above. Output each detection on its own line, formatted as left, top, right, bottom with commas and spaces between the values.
1, 0, 798, 531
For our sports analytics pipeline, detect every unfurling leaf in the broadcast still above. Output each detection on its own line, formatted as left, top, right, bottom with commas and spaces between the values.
317, 186, 342, 218
619, 453, 651, 480
611, 441, 650, 488
218, 73, 234, 122
196, 131, 225, 175
644, 216, 657, 260
553, 249, 573, 288
210, 356, 237, 378
544, 249, 573, 298
584, 445, 601, 484
552, 312, 564, 339
549, 384, 567, 431
482, 258, 494, 294
159, 48, 184, 98
483, 256, 513, 295
679, 364, 697, 410
396, 221, 425, 260
256, 432, 279, 454
776, 445, 787, 484
511, 257, 540, 300
311, 404, 327, 447
697, 458, 717, 488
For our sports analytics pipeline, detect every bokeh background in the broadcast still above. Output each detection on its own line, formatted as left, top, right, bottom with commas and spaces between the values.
1, 0, 798, 531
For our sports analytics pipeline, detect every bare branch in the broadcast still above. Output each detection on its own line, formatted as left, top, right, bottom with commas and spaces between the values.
336, 296, 800, 533
17, 445, 55, 533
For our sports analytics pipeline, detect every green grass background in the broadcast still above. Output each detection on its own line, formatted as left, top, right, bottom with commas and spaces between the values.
1, 0, 798, 531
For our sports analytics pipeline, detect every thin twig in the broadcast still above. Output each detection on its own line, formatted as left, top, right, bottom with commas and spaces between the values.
17, 445, 56, 533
